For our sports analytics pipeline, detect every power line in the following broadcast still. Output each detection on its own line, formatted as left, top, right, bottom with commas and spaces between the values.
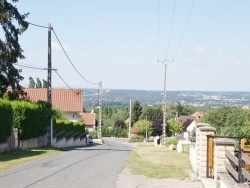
165, 0, 177, 59
15, 63, 46, 70
53, 70, 80, 94
27, 21, 49, 29
51, 28, 99, 86
173, 0, 195, 60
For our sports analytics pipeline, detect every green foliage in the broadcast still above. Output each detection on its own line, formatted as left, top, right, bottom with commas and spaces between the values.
0, 99, 13, 143
102, 126, 128, 137
130, 135, 144, 142
139, 106, 162, 121
167, 118, 184, 136
175, 102, 197, 116
28, 77, 35, 88
54, 119, 85, 137
36, 78, 42, 88
133, 119, 152, 136
11, 100, 51, 140
0, 0, 29, 97
132, 100, 142, 123
52, 107, 64, 120
89, 131, 98, 139
202, 106, 248, 136
165, 139, 178, 146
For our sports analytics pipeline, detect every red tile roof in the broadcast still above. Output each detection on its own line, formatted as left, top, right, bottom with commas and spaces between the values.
79, 113, 96, 125
24, 88, 83, 112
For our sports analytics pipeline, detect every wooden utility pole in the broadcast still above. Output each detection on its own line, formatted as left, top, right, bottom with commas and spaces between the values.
47, 23, 52, 146
98, 81, 102, 139
162, 63, 167, 146
128, 99, 132, 139
146, 115, 148, 141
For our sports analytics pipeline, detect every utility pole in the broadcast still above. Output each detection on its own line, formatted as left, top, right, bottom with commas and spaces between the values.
128, 99, 132, 139
162, 63, 166, 146
47, 23, 52, 146
146, 115, 148, 141
98, 81, 102, 139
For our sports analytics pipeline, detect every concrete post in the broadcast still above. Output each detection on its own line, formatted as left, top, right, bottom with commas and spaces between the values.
195, 123, 216, 178
213, 138, 236, 188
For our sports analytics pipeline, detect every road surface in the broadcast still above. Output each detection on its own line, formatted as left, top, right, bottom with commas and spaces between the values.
0, 140, 133, 188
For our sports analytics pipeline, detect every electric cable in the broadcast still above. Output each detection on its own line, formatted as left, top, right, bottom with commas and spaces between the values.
165, 0, 177, 59
173, 0, 195, 60
51, 28, 99, 86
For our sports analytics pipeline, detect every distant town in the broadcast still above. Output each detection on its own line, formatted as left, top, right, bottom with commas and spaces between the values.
84, 89, 250, 109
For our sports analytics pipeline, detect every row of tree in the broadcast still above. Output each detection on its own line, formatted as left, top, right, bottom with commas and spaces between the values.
28, 77, 48, 88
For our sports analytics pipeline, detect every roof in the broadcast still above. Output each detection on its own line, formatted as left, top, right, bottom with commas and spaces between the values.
79, 113, 95, 125
24, 88, 83, 112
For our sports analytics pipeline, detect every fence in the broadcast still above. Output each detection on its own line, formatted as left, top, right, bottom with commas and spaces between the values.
190, 123, 250, 187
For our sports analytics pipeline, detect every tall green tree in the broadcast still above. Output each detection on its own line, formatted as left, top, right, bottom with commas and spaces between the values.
42, 79, 48, 88
139, 106, 162, 121
28, 77, 35, 88
36, 78, 42, 88
0, 0, 29, 97
132, 100, 142, 124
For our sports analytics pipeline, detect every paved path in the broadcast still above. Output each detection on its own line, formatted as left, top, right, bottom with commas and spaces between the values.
0, 141, 133, 188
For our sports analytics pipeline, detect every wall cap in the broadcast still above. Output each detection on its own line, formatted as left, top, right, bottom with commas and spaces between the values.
214, 138, 236, 145
199, 126, 216, 132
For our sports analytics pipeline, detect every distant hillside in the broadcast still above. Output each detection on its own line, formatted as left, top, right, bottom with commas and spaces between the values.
83, 89, 250, 109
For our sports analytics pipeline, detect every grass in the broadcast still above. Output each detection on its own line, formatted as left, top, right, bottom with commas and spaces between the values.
0, 147, 62, 171
127, 143, 193, 179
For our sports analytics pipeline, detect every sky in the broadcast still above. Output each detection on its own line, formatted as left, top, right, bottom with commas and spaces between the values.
14, 0, 250, 92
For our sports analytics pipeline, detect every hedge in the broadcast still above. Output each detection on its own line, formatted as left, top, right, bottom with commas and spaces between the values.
54, 119, 86, 137
11, 100, 51, 140
0, 99, 13, 143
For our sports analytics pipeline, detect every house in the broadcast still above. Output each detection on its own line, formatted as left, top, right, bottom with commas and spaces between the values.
24, 88, 83, 122
79, 112, 96, 131
175, 111, 203, 140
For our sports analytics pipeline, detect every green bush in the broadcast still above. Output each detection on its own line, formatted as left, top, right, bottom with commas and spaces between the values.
130, 135, 144, 142
89, 131, 98, 139
165, 139, 178, 146
11, 100, 51, 141
54, 119, 85, 137
101, 126, 128, 138
0, 99, 13, 143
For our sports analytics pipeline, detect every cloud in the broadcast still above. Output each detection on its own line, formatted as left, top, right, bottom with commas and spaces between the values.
196, 46, 205, 55
97, 20, 108, 27
52, 42, 71, 51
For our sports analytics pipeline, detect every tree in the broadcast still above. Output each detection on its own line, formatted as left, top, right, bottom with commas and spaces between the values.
42, 79, 48, 88
28, 77, 35, 88
167, 118, 184, 136
0, 0, 29, 97
114, 120, 126, 129
36, 78, 42, 88
201, 106, 247, 136
132, 100, 142, 124
132, 119, 152, 136
139, 106, 162, 121
152, 118, 163, 136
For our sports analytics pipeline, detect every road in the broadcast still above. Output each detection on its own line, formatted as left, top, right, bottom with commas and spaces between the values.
0, 140, 133, 188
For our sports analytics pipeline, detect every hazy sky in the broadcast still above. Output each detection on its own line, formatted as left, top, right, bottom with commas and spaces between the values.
16, 1, 250, 91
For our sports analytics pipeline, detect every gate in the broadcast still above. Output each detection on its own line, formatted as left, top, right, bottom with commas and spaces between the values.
206, 135, 249, 178
207, 135, 214, 178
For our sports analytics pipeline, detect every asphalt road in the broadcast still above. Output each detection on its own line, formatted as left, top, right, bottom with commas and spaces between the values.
0, 140, 133, 188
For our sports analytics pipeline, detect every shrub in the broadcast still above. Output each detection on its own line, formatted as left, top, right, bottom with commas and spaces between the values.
165, 139, 178, 146
130, 135, 144, 142
54, 119, 85, 137
89, 131, 98, 139
0, 99, 13, 143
